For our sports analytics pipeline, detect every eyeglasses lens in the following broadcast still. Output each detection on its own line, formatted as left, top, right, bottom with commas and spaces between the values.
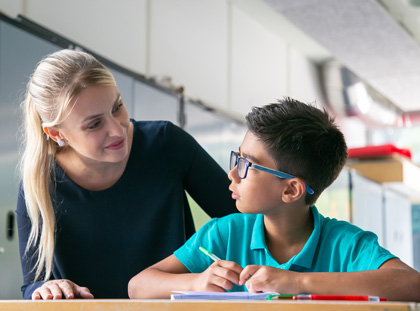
230, 152, 237, 171
230, 152, 248, 179
237, 158, 246, 178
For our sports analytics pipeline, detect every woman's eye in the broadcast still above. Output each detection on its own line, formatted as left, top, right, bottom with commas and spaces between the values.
87, 120, 101, 129
113, 102, 123, 114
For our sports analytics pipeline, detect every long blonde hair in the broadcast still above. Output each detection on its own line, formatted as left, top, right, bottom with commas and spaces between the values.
20, 49, 116, 281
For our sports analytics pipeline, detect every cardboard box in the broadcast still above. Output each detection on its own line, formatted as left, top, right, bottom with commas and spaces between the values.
346, 156, 420, 200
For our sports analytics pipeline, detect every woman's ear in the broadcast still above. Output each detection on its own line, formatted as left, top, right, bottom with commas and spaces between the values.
43, 127, 61, 143
282, 179, 306, 203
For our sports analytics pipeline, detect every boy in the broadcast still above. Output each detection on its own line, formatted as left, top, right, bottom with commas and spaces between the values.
128, 97, 420, 301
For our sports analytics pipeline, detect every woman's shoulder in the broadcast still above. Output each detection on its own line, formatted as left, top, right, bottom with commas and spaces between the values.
131, 120, 188, 142
130, 120, 171, 149
131, 119, 172, 134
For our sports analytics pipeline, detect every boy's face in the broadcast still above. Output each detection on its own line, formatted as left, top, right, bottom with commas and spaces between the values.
228, 131, 286, 215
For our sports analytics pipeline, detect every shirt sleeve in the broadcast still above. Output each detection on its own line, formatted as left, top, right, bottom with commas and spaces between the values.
344, 230, 397, 271
174, 217, 226, 273
163, 122, 237, 218
16, 182, 45, 299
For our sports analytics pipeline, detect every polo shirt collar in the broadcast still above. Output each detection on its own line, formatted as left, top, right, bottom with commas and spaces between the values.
250, 214, 265, 250
249, 206, 323, 269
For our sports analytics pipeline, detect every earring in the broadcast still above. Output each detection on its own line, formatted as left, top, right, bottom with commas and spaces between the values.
57, 139, 65, 147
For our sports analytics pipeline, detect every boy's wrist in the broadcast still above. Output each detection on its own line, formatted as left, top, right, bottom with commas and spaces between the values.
188, 273, 200, 292
296, 272, 308, 294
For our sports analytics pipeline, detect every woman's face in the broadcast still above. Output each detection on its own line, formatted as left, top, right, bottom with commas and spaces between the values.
56, 85, 131, 165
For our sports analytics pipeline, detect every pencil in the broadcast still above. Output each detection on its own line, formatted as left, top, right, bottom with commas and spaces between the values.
199, 246, 221, 261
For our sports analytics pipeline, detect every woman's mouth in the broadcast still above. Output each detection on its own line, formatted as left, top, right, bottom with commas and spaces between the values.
106, 138, 125, 150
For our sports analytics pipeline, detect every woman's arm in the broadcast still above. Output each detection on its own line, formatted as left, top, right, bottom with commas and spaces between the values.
16, 184, 42, 299
16, 184, 93, 300
165, 122, 237, 217
185, 144, 237, 217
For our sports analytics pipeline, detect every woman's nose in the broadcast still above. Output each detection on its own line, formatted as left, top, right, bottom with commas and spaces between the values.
108, 118, 124, 137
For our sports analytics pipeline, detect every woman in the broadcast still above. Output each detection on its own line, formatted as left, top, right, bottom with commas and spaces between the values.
16, 49, 236, 299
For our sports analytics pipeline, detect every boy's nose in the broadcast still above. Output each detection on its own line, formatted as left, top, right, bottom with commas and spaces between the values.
228, 166, 239, 182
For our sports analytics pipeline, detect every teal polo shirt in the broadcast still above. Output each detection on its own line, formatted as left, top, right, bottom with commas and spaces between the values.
174, 206, 396, 292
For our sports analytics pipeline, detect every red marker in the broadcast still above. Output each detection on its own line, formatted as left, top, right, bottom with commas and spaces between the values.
293, 295, 387, 302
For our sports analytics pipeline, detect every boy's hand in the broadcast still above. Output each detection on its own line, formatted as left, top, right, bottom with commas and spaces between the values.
239, 265, 301, 294
193, 260, 243, 292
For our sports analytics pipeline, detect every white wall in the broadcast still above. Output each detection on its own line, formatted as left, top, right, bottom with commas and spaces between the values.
289, 46, 325, 108
0, 0, 324, 117
0, 0, 21, 17
28, 0, 148, 73
230, 4, 288, 114
150, 0, 229, 108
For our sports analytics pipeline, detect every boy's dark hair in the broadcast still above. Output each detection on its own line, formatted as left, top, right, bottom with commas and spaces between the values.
245, 97, 348, 206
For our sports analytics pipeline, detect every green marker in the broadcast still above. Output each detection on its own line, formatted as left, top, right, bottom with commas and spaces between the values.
199, 246, 221, 261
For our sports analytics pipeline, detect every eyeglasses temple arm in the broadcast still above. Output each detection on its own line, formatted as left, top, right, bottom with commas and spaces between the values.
253, 164, 314, 195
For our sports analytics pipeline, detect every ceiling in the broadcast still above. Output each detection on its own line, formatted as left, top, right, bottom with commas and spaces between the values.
233, 0, 420, 114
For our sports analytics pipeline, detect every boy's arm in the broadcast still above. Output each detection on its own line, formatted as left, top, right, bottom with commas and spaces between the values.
128, 254, 243, 299
239, 258, 420, 302
299, 258, 420, 301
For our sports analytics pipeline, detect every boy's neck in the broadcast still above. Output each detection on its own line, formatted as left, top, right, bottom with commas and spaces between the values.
263, 206, 314, 265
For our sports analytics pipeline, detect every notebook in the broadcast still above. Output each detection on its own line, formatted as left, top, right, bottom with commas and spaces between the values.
171, 291, 280, 300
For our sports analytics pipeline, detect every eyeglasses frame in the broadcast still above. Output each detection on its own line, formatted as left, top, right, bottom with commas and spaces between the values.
230, 151, 314, 195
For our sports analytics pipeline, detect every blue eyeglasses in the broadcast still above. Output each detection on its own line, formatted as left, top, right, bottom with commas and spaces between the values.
230, 151, 314, 195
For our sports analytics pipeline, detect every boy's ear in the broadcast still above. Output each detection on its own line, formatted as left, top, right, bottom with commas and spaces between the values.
43, 127, 62, 143
282, 179, 306, 203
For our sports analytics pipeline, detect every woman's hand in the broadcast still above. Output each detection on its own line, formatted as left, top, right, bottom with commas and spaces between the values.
239, 265, 301, 294
192, 260, 244, 292
32, 279, 94, 300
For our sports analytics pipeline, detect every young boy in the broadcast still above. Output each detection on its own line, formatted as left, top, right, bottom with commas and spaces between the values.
128, 97, 420, 301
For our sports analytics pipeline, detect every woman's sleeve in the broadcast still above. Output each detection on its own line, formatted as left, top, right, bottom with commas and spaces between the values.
165, 122, 237, 218
16, 182, 45, 299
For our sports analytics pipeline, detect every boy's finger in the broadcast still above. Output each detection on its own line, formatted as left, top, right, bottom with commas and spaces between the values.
217, 260, 244, 274
212, 274, 235, 291
239, 265, 260, 285
210, 265, 240, 286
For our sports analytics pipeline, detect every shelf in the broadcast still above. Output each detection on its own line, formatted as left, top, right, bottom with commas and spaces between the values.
346, 155, 420, 201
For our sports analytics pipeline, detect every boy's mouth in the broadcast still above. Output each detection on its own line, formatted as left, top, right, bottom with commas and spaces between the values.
229, 189, 240, 200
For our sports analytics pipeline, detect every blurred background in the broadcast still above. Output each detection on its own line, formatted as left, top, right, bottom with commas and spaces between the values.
1, 0, 420, 298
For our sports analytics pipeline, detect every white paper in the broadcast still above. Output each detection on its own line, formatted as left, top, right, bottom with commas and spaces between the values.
171, 291, 280, 300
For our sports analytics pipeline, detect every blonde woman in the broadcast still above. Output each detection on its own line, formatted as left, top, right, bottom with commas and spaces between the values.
17, 49, 236, 300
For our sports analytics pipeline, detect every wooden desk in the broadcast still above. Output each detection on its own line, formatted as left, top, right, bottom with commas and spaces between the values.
0, 299, 418, 311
